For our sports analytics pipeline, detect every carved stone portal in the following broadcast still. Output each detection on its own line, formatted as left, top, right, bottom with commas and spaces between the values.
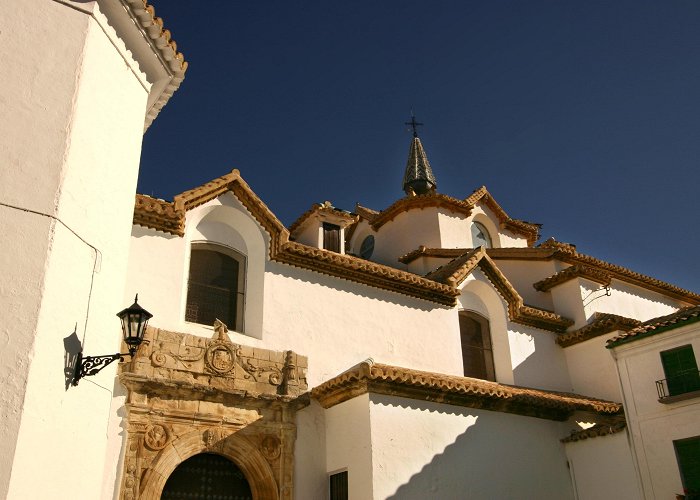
118, 325, 309, 499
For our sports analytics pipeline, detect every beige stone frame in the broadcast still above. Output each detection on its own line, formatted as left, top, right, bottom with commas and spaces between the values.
138, 426, 278, 500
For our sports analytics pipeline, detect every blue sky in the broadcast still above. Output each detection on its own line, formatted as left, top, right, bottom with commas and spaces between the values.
139, 1, 700, 292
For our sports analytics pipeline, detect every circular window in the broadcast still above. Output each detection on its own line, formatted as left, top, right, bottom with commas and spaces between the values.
471, 222, 492, 248
359, 235, 375, 259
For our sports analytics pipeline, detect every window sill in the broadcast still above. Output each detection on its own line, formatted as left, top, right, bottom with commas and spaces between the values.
658, 390, 700, 404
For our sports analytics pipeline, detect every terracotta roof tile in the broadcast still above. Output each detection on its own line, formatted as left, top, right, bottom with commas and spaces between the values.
560, 421, 627, 443
487, 240, 700, 305
354, 204, 379, 223
425, 248, 574, 333
398, 246, 466, 264
133, 171, 459, 305
465, 186, 541, 245
556, 313, 641, 348
369, 193, 474, 230
124, 0, 188, 129
534, 264, 612, 292
607, 305, 700, 347
288, 202, 358, 236
312, 360, 623, 421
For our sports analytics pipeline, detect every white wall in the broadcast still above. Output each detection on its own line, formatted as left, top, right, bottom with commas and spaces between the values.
564, 432, 641, 500
2, 2, 152, 499
564, 333, 622, 401
495, 259, 561, 310
372, 208, 442, 267
325, 393, 374, 500
582, 281, 684, 324
295, 400, 328, 500
369, 394, 574, 500
612, 324, 700, 499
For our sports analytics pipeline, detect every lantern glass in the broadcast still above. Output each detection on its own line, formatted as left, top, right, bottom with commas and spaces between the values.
117, 295, 153, 351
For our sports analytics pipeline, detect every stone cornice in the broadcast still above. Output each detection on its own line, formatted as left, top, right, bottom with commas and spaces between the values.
607, 305, 700, 348
556, 313, 641, 348
426, 248, 574, 333
533, 264, 612, 292
311, 361, 623, 421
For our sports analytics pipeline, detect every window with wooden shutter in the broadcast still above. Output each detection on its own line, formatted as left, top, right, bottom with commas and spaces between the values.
323, 223, 341, 252
674, 436, 700, 497
459, 311, 495, 381
661, 345, 700, 397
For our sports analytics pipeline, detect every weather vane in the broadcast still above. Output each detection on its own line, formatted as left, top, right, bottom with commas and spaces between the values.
405, 109, 423, 138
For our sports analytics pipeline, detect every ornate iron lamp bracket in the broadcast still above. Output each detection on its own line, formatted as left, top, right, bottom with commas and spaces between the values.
73, 352, 129, 386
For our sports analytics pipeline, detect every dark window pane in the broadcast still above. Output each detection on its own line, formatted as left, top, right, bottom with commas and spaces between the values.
323, 223, 341, 252
675, 437, 700, 495
330, 471, 348, 500
459, 312, 495, 381
186, 248, 240, 328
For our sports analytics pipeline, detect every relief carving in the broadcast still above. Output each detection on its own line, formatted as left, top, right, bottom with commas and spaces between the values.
260, 435, 281, 461
144, 424, 170, 451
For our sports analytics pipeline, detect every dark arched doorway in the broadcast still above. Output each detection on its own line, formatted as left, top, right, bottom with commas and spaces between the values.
162, 453, 253, 500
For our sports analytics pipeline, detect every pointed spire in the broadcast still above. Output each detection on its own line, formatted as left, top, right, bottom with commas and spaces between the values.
402, 113, 437, 195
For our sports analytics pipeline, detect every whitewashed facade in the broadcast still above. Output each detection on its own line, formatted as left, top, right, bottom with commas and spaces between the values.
2, 2, 699, 500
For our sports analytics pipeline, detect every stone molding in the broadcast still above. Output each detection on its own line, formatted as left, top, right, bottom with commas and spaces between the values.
311, 360, 623, 422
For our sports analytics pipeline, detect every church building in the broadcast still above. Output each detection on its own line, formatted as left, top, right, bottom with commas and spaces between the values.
1, 1, 699, 499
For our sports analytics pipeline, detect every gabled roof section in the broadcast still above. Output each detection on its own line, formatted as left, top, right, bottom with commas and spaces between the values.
557, 313, 641, 348
465, 186, 541, 245
534, 264, 612, 292
369, 193, 474, 230
123, 0, 188, 129
425, 247, 574, 333
133, 171, 459, 305
363, 186, 539, 245
134, 170, 288, 248
354, 203, 379, 223
312, 360, 623, 421
607, 305, 700, 348
288, 202, 358, 236
488, 239, 700, 305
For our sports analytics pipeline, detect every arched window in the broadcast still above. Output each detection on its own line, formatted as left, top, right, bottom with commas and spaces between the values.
459, 311, 495, 381
471, 221, 492, 248
185, 243, 245, 332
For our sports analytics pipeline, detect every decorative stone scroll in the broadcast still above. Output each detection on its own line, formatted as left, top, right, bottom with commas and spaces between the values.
117, 323, 309, 500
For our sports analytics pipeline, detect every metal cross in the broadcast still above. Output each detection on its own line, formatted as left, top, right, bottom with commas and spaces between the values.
405, 111, 423, 138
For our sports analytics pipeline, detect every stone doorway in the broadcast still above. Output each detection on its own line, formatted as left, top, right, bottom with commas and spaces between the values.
162, 453, 252, 500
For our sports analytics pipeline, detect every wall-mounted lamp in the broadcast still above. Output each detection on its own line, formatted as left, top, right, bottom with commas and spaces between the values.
73, 295, 153, 386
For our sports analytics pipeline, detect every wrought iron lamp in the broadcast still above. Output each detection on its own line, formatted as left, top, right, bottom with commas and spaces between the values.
73, 295, 153, 386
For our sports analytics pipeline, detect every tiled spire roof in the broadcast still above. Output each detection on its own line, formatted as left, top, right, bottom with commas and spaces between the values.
402, 136, 437, 195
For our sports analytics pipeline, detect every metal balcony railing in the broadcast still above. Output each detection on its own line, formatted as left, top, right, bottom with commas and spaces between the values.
656, 370, 700, 400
